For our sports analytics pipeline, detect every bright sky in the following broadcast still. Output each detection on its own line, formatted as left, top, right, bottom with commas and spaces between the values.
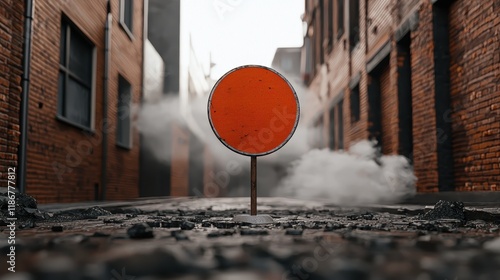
180, 0, 305, 80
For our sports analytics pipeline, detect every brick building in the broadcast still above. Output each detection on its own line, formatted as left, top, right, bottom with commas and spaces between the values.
142, 0, 213, 198
302, 0, 499, 192
22, 0, 145, 202
0, 0, 24, 191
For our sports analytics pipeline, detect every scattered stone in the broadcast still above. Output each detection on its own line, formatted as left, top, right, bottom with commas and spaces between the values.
103, 218, 124, 224
324, 222, 345, 231
146, 221, 161, 228
207, 231, 234, 238
180, 221, 195, 230
421, 201, 465, 222
161, 219, 182, 228
55, 206, 112, 220
285, 229, 303, 236
190, 215, 206, 223
240, 229, 268, 236
127, 223, 154, 239
202, 221, 212, 227
280, 222, 293, 229
214, 221, 237, 229
171, 230, 189, 241
51, 225, 64, 232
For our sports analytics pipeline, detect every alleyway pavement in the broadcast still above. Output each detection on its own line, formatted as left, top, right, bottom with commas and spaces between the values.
1, 195, 500, 280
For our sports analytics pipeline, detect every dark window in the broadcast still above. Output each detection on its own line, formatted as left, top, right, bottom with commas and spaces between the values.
329, 106, 336, 150
117, 76, 132, 148
337, 99, 344, 149
349, 0, 360, 49
58, 18, 94, 129
316, 5, 324, 64
314, 116, 324, 148
324, 0, 334, 53
121, 0, 133, 36
350, 84, 360, 122
336, 0, 344, 39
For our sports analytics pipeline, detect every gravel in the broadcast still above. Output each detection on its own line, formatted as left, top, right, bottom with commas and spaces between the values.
2, 198, 500, 280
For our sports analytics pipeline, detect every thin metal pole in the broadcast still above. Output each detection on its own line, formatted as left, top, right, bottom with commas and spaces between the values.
250, 156, 257, 215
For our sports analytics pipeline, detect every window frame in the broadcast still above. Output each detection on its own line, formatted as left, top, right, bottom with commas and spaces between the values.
350, 83, 361, 123
119, 0, 134, 39
336, 0, 345, 39
116, 75, 133, 149
57, 16, 96, 132
349, 0, 360, 50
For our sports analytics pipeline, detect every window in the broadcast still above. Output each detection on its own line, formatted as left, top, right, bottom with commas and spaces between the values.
315, 6, 324, 65
349, 0, 360, 49
120, 0, 133, 37
314, 115, 324, 148
329, 98, 344, 150
337, 99, 344, 149
58, 18, 95, 129
350, 84, 360, 122
329, 106, 336, 150
117, 76, 132, 148
324, 0, 334, 53
336, 0, 344, 39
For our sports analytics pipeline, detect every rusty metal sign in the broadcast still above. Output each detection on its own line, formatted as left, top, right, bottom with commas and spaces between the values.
208, 65, 299, 220
208, 65, 300, 156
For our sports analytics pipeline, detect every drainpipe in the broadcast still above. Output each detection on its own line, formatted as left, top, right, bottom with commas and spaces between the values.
18, 0, 35, 193
101, 0, 111, 200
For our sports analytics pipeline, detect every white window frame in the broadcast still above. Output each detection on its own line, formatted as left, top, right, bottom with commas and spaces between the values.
119, 0, 134, 39
57, 17, 96, 132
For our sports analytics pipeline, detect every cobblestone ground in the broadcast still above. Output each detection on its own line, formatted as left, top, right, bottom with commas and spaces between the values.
1, 195, 500, 280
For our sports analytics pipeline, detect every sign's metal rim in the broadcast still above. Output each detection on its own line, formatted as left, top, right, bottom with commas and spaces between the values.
207, 65, 300, 157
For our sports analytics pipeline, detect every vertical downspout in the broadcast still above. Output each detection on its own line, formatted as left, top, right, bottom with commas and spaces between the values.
18, 0, 35, 193
139, 0, 149, 195
101, 0, 111, 200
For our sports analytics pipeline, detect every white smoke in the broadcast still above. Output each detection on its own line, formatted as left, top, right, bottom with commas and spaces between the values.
136, 66, 417, 204
274, 140, 417, 205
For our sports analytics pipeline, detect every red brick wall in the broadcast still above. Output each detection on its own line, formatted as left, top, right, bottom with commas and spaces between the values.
170, 123, 189, 196
0, 0, 23, 188
27, 0, 143, 202
366, 0, 392, 53
410, 1, 439, 192
303, 0, 498, 192
448, 0, 500, 191
105, 0, 143, 200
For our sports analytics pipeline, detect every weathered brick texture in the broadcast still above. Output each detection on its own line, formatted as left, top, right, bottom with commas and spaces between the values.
0, 0, 24, 188
448, 0, 500, 191
304, 0, 499, 192
27, 0, 143, 202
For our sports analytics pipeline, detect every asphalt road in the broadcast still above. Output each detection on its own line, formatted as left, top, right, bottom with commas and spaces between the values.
1, 196, 500, 280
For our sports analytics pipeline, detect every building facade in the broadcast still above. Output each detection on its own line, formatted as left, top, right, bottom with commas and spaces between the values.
302, 0, 499, 192
23, 0, 145, 202
0, 0, 24, 191
142, 0, 213, 198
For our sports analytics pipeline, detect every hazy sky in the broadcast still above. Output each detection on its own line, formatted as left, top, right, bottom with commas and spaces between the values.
180, 0, 305, 80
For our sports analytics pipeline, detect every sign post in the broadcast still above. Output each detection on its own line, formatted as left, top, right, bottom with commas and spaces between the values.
208, 65, 299, 224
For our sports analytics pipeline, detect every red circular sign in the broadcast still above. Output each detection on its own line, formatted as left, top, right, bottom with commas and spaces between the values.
208, 65, 300, 156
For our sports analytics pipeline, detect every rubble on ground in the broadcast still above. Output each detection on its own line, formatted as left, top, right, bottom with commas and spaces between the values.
0, 197, 499, 279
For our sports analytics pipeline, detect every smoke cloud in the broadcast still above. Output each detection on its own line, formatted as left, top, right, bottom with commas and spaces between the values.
273, 140, 417, 205
135, 69, 417, 205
